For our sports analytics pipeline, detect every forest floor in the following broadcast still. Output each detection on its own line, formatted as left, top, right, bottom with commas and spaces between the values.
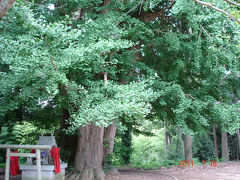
106, 161, 240, 180
1, 161, 240, 180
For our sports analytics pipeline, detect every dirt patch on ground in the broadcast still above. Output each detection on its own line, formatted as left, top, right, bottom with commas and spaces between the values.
106, 169, 174, 180
106, 161, 240, 180
1, 161, 240, 180
163, 161, 240, 180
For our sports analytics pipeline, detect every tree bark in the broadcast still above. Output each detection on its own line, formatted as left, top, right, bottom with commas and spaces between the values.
237, 129, 240, 160
183, 135, 193, 161
213, 124, 219, 159
0, 0, 16, 18
178, 127, 185, 156
102, 72, 117, 165
164, 123, 170, 158
221, 131, 229, 162
103, 124, 116, 159
71, 124, 105, 180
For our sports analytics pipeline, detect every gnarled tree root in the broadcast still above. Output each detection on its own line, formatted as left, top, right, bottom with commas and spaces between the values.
66, 169, 105, 180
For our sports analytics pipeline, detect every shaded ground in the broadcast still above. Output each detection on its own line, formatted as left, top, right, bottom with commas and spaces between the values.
1, 161, 240, 180
107, 161, 240, 180
163, 161, 240, 180
106, 169, 174, 180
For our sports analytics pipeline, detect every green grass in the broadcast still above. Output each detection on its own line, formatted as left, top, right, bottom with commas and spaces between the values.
0, 163, 5, 168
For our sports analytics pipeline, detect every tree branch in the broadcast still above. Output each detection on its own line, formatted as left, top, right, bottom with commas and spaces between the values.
193, 0, 240, 24
50, 56, 58, 72
142, 0, 175, 22
104, 72, 108, 87
185, 94, 195, 100
222, 0, 240, 7
73, 8, 82, 21
0, 0, 16, 18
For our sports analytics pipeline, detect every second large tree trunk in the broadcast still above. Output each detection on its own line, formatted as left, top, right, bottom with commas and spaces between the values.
103, 124, 116, 159
183, 135, 193, 161
221, 131, 229, 162
103, 124, 116, 169
72, 124, 105, 180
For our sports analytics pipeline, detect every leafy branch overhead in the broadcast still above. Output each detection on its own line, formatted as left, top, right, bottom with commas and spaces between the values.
0, 0, 240, 137
193, 0, 240, 24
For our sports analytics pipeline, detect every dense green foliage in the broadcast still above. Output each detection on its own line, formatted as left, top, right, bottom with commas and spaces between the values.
130, 130, 165, 168
0, 2, 158, 132
193, 134, 215, 161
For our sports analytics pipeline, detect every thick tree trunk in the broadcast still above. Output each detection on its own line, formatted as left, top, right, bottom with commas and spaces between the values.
72, 124, 105, 180
221, 131, 229, 162
213, 124, 219, 159
103, 124, 116, 159
0, 0, 16, 18
183, 135, 193, 161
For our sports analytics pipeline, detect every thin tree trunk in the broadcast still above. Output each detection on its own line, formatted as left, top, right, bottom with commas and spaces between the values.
183, 135, 193, 161
164, 123, 170, 158
176, 129, 180, 155
71, 124, 105, 180
237, 129, 240, 160
230, 135, 236, 160
178, 127, 185, 155
221, 131, 229, 162
213, 124, 219, 159
237, 134, 239, 160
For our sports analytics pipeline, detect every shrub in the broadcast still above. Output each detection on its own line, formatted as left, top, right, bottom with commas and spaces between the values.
193, 134, 215, 161
130, 130, 165, 169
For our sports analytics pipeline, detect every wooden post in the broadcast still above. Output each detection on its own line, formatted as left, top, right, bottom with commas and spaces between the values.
5, 148, 10, 180
36, 149, 41, 180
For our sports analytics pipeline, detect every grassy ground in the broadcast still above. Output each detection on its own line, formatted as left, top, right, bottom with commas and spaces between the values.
0, 164, 5, 168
